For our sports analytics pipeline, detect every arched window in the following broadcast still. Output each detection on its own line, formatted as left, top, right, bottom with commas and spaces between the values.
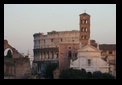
56, 52, 58, 59
47, 52, 49, 59
81, 36, 84, 40
85, 28, 88, 32
81, 20, 84, 24
82, 28, 84, 32
86, 20, 88, 24
52, 51, 54, 59
88, 59, 91, 66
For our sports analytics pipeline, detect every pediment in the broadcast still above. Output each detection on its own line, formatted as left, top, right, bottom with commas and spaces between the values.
78, 44, 101, 52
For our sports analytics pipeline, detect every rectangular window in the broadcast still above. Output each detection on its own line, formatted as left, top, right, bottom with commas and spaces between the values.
109, 51, 112, 54
61, 38, 63, 42
88, 59, 91, 66
44, 39, 45, 43
51, 39, 53, 42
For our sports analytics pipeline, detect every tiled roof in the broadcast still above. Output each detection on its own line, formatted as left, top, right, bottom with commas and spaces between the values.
99, 44, 116, 50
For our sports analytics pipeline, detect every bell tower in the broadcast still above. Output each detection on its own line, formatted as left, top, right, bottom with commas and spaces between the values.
79, 12, 90, 46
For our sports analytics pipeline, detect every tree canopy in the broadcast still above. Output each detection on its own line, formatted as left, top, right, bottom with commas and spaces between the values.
59, 68, 115, 79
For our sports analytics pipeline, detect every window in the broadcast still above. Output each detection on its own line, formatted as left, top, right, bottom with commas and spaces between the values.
75, 53, 77, 58
109, 51, 112, 54
56, 52, 58, 59
68, 51, 72, 58
44, 39, 45, 43
88, 59, 91, 66
81, 20, 84, 24
52, 52, 54, 59
85, 28, 88, 32
51, 39, 53, 42
85, 20, 88, 24
44, 52, 46, 59
47, 52, 49, 59
82, 28, 84, 32
61, 38, 63, 42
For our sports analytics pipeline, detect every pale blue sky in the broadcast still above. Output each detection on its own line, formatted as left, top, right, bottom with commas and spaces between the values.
4, 4, 116, 56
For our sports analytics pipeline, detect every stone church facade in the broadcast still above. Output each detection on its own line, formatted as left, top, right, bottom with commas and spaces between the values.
70, 44, 109, 73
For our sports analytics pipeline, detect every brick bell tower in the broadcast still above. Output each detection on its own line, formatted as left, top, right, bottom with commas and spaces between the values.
79, 12, 90, 46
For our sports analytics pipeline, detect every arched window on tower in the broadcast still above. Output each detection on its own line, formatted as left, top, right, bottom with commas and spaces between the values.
84, 35, 87, 39
85, 28, 88, 32
81, 36, 83, 40
81, 20, 85, 24
82, 28, 84, 32
86, 20, 88, 24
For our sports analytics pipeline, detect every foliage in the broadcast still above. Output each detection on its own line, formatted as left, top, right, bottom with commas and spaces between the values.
45, 63, 58, 79
59, 68, 115, 79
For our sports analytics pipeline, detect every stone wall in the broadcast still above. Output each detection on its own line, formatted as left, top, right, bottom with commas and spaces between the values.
59, 43, 79, 71
33, 30, 79, 49
14, 58, 31, 79
4, 40, 31, 79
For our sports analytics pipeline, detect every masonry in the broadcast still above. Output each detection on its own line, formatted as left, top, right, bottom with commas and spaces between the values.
4, 40, 31, 79
32, 12, 116, 78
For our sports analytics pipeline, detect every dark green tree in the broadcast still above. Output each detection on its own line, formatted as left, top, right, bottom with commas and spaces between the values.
80, 68, 87, 79
59, 68, 115, 79
59, 68, 87, 79
6, 50, 12, 58
87, 72, 93, 79
45, 63, 58, 79
102, 73, 115, 79
92, 71, 103, 79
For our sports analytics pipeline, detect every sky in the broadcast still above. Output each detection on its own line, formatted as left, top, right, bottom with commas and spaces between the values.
4, 4, 116, 56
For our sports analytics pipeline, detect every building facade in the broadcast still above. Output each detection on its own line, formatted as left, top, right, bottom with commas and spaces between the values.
70, 44, 109, 73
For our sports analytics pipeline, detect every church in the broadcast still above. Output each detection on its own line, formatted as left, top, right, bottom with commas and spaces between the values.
70, 42, 109, 73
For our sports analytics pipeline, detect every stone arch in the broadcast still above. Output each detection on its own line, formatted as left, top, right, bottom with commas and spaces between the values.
4, 48, 13, 57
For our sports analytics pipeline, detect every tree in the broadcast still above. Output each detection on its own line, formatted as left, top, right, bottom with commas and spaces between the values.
45, 63, 58, 79
102, 73, 115, 79
92, 71, 103, 79
87, 72, 93, 79
80, 69, 87, 79
59, 68, 115, 79
59, 68, 87, 79
6, 50, 12, 58
92, 71, 115, 79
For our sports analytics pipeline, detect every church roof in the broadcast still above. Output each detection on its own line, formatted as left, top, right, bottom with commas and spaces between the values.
99, 44, 116, 51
